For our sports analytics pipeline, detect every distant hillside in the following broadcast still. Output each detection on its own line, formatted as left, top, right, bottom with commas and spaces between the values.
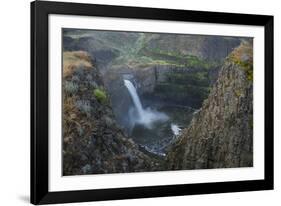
63, 29, 242, 68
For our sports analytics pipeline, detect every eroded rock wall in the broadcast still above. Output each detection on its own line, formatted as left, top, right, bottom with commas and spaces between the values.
62, 51, 159, 175
166, 42, 253, 169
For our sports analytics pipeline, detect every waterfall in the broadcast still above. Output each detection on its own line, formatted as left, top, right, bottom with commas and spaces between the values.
124, 79, 145, 121
124, 79, 169, 128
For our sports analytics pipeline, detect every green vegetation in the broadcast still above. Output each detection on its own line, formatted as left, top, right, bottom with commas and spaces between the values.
94, 88, 107, 103
228, 41, 253, 82
107, 35, 221, 69
230, 57, 253, 81
234, 88, 243, 97
138, 47, 220, 69
154, 82, 210, 107
166, 72, 209, 87
65, 30, 223, 70
246, 69, 253, 81
151, 66, 212, 108
186, 55, 219, 69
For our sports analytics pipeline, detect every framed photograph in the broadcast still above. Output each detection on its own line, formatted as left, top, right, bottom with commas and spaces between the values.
31, 0, 274, 204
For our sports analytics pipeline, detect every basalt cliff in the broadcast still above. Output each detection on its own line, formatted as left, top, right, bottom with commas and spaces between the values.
62, 51, 160, 175
166, 42, 253, 169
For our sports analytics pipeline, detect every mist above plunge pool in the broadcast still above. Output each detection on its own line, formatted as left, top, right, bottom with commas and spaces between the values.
123, 79, 193, 156
124, 79, 169, 128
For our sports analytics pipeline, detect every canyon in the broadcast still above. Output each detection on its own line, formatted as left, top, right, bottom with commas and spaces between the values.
62, 29, 253, 175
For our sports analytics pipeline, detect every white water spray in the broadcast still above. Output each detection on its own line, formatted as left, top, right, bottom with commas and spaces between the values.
171, 124, 181, 136
124, 79, 168, 128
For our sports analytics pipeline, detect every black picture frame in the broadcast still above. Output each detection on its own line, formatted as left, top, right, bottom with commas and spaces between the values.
31, 0, 274, 204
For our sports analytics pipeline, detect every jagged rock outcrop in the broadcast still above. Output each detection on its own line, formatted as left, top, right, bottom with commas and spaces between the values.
166, 42, 253, 169
62, 51, 159, 175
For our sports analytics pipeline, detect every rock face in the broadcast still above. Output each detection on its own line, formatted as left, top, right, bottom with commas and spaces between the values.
139, 65, 215, 109
166, 42, 253, 169
62, 51, 159, 175
63, 36, 120, 67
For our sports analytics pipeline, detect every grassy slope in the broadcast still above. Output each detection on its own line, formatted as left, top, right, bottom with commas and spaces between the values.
63, 29, 225, 69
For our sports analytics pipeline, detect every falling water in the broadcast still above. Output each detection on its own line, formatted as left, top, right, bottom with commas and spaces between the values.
123, 79, 187, 155
124, 79, 169, 127
124, 79, 145, 120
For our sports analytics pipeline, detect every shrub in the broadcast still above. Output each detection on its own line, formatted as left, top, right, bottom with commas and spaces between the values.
63, 51, 93, 77
64, 81, 78, 94
166, 72, 209, 87
227, 41, 253, 82
75, 100, 92, 116
94, 88, 107, 103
